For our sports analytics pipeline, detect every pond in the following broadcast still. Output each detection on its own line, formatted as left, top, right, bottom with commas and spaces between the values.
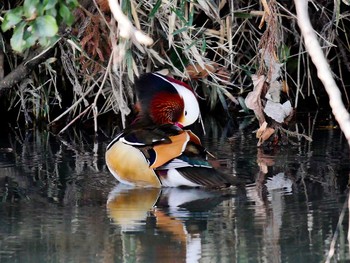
0, 112, 349, 263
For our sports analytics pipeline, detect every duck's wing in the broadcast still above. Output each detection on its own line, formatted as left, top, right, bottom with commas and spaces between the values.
175, 167, 237, 188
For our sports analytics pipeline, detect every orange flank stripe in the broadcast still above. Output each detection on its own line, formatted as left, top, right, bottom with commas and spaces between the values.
186, 130, 202, 145
105, 141, 161, 187
150, 131, 189, 169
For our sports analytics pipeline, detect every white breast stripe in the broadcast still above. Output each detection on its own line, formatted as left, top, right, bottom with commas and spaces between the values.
106, 132, 124, 150
156, 158, 192, 170
120, 137, 147, 146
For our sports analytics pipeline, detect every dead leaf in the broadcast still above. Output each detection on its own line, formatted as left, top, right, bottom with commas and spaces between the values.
245, 74, 266, 125
185, 63, 217, 79
261, 49, 283, 83
256, 121, 275, 146
265, 80, 282, 102
263, 100, 293, 123
96, 0, 110, 12
282, 80, 289, 96
215, 67, 231, 84
256, 121, 268, 139
196, 0, 220, 22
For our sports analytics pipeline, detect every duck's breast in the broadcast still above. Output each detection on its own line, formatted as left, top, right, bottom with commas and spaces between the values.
105, 140, 161, 187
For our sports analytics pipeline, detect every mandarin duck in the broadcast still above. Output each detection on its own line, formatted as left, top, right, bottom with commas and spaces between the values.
105, 72, 235, 188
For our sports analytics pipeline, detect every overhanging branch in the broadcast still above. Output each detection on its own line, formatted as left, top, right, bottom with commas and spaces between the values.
295, 0, 350, 147
0, 46, 55, 97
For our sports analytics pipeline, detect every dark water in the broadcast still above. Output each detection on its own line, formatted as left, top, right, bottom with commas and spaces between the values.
0, 113, 350, 263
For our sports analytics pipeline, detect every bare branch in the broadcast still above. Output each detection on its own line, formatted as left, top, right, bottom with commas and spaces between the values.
107, 0, 153, 46
295, 0, 350, 147
0, 47, 55, 97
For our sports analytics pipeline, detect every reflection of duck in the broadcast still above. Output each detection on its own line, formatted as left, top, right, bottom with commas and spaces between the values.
105, 73, 235, 188
106, 184, 230, 232
107, 184, 232, 230
106, 184, 161, 231
106, 184, 232, 262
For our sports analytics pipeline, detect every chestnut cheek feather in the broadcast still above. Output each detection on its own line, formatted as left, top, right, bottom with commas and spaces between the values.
150, 92, 184, 124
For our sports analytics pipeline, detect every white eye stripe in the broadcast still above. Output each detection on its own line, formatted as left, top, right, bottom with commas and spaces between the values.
172, 83, 200, 126
153, 73, 200, 126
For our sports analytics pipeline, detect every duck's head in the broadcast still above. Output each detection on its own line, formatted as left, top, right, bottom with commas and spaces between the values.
135, 73, 200, 127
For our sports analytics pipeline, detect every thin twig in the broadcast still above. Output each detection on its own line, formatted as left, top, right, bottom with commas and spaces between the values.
58, 105, 93, 134
91, 50, 114, 132
278, 126, 313, 142
49, 75, 103, 125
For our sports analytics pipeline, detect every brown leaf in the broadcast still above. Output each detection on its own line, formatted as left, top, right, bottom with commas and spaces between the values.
282, 80, 289, 96
96, 0, 110, 13
256, 121, 275, 146
185, 63, 217, 79
256, 121, 268, 138
215, 67, 231, 84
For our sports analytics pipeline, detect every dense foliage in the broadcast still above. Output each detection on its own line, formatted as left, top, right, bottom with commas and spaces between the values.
2, 0, 78, 52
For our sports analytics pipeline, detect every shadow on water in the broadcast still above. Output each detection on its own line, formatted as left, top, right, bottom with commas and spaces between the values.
0, 112, 350, 262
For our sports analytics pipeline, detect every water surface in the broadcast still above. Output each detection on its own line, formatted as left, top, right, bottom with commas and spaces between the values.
0, 113, 349, 262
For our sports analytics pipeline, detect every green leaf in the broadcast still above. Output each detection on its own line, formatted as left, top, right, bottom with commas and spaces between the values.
149, 0, 162, 19
187, 6, 194, 26
33, 15, 58, 37
59, 4, 74, 26
234, 12, 253, 19
25, 34, 39, 47
23, 27, 39, 47
46, 7, 57, 17
279, 44, 290, 63
172, 26, 188, 36
39, 35, 59, 48
217, 87, 228, 112
185, 39, 199, 50
23, 0, 40, 18
62, 0, 79, 9
1, 7, 24, 32
201, 36, 207, 53
10, 21, 26, 52
121, 0, 131, 13
43, 0, 58, 10
170, 7, 186, 23
38, 36, 50, 47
